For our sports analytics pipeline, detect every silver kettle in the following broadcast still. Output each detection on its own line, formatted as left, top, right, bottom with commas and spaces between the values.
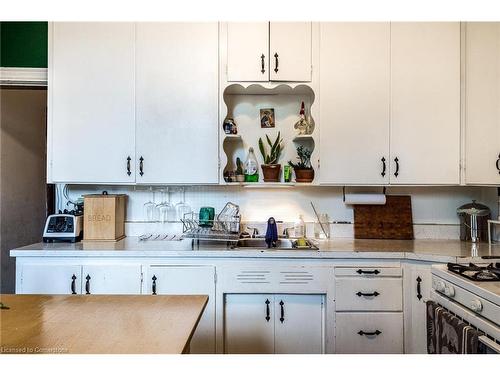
456, 200, 491, 243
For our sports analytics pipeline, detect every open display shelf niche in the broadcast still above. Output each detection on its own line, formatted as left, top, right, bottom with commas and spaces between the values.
221, 84, 317, 186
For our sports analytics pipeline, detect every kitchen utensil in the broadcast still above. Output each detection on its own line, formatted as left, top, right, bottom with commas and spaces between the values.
310, 201, 329, 239
199, 207, 215, 228
353, 195, 413, 240
457, 200, 491, 243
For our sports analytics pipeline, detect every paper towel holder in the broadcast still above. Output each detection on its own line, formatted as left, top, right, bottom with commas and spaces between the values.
342, 186, 387, 203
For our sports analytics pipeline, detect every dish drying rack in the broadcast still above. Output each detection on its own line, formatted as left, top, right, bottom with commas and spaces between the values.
181, 202, 241, 242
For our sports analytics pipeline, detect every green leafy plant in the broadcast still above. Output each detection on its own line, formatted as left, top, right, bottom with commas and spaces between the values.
235, 157, 244, 175
258, 132, 283, 165
288, 145, 313, 170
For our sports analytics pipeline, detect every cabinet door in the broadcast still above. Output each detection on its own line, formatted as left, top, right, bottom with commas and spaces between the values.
148, 266, 216, 354
82, 265, 142, 295
270, 22, 312, 82
224, 294, 275, 354
274, 294, 324, 354
465, 22, 500, 185
136, 23, 219, 184
403, 263, 433, 354
20, 264, 82, 294
227, 22, 269, 82
49, 22, 135, 183
319, 23, 390, 184
390, 22, 460, 184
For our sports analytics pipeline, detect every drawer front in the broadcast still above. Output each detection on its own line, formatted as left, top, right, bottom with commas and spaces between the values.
335, 312, 403, 354
335, 277, 402, 311
335, 267, 402, 277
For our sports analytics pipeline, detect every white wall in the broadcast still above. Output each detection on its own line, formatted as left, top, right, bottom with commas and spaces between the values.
61, 184, 499, 239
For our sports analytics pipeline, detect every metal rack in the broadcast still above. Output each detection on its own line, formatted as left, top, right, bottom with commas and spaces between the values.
181, 202, 241, 242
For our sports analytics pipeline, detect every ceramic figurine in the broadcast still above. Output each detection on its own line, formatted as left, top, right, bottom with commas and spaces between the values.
294, 101, 310, 135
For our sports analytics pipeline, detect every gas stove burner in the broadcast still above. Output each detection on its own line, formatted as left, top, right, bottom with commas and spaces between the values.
447, 262, 500, 282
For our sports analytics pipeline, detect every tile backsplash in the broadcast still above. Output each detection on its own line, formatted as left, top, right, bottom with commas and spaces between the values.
59, 184, 499, 240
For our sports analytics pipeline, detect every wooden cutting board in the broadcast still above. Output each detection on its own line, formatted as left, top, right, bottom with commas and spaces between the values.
353, 195, 414, 240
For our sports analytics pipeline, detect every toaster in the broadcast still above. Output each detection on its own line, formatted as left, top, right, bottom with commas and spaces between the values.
43, 214, 83, 243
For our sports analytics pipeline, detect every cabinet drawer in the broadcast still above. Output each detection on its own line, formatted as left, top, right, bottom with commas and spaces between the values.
335, 312, 403, 353
335, 267, 402, 277
335, 277, 402, 311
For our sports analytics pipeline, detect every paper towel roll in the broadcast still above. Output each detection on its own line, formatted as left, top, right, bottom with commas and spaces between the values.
344, 194, 387, 205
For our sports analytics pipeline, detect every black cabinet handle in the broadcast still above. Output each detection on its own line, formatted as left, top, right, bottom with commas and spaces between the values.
139, 156, 144, 177
261, 54, 265, 74
274, 53, 279, 73
381, 157, 386, 177
126, 156, 131, 176
496, 154, 500, 173
265, 299, 270, 322
152, 275, 157, 295
356, 269, 380, 275
356, 291, 380, 297
279, 300, 284, 323
85, 274, 91, 294
358, 330, 381, 336
394, 157, 399, 177
71, 274, 77, 294
416, 276, 422, 301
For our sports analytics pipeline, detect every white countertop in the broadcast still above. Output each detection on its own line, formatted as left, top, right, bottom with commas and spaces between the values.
10, 237, 500, 263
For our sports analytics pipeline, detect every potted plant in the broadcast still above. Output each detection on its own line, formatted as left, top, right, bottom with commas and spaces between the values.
258, 132, 283, 182
289, 145, 315, 183
235, 157, 245, 182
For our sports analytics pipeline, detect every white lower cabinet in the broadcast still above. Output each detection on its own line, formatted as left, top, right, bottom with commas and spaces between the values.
335, 312, 404, 354
81, 265, 142, 295
19, 263, 142, 295
403, 262, 433, 354
147, 265, 216, 354
19, 264, 82, 294
334, 266, 404, 354
224, 294, 324, 354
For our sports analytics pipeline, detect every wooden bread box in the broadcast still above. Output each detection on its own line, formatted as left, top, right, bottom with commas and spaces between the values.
83, 193, 127, 242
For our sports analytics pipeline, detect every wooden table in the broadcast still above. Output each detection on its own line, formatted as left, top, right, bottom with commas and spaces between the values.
0, 294, 208, 354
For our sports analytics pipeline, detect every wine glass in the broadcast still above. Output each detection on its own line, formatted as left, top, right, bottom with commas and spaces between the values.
175, 187, 192, 223
166, 188, 177, 222
143, 187, 156, 222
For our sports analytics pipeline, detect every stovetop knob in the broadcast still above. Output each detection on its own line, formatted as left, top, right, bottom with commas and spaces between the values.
444, 285, 455, 298
470, 299, 483, 312
435, 281, 446, 293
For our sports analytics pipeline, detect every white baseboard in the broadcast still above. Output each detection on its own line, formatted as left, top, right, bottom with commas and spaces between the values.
0, 67, 47, 86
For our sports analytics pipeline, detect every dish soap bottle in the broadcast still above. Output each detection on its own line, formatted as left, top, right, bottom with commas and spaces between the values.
244, 147, 259, 182
294, 214, 306, 238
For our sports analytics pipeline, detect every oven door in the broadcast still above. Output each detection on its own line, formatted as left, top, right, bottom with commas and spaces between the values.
479, 336, 500, 354
431, 290, 500, 353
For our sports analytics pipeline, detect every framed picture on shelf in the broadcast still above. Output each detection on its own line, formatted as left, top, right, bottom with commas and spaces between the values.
260, 108, 275, 128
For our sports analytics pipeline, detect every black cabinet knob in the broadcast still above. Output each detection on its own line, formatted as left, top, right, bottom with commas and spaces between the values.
85, 274, 91, 294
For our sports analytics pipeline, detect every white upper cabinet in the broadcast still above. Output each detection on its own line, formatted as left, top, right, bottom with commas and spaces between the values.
227, 22, 269, 82
465, 22, 500, 185
135, 23, 219, 184
226, 22, 311, 82
390, 22, 461, 184
269, 22, 312, 82
49, 23, 136, 184
319, 23, 390, 185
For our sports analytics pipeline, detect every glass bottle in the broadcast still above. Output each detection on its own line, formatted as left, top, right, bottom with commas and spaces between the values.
244, 147, 259, 182
294, 214, 306, 238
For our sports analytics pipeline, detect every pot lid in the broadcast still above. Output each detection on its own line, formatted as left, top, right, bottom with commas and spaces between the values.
456, 200, 491, 216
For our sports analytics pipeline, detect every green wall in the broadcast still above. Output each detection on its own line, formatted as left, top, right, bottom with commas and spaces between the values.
0, 22, 48, 68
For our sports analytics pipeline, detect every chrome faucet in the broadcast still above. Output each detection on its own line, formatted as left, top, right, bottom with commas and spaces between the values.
246, 226, 260, 238
282, 227, 294, 238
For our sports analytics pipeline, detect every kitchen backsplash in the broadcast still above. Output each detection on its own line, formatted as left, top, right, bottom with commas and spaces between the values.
59, 185, 499, 240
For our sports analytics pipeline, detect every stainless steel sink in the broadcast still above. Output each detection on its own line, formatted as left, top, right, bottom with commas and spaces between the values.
231, 237, 319, 250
